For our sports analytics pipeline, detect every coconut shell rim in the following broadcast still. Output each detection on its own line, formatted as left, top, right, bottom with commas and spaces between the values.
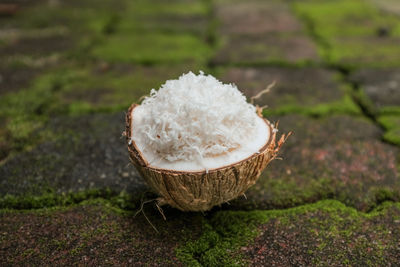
125, 103, 275, 175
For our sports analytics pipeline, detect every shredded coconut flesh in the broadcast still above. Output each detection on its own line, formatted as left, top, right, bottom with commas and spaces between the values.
130, 71, 270, 172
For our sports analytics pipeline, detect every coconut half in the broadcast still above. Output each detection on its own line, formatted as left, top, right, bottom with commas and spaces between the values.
125, 72, 288, 211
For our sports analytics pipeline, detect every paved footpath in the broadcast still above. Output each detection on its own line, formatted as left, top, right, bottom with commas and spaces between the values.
1, 0, 400, 265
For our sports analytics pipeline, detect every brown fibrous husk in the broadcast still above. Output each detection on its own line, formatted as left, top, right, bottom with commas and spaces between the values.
125, 103, 289, 211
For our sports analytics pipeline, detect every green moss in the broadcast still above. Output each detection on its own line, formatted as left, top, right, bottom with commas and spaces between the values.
351, 87, 378, 117
372, 188, 398, 206
1, 198, 399, 265
4, 0, 122, 35
0, 189, 104, 210
378, 115, 400, 130
293, 0, 400, 67
0, 65, 113, 153
379, 106, 400, 116
0, 69, 72, 151
0, 1, 126, 66
224, 68, 363, 117
263, 94, 361, 117
47, 64, 204, 115
383, 129, 400, 146
91, 33, 211, 65
0, 62, 205, 156
0, 189, 140, 210
126, 0, 207, 17
215, 34, 318, 67
0, 0, 210, 155
378, 116, 400, 145
118, 17, 207, 37
328, 38, 400, 68
176, 210, 269, 266
177, 200, 400, 266
294, 0, 400, 40
109, 0, 210, 36
257, 177, 335, 209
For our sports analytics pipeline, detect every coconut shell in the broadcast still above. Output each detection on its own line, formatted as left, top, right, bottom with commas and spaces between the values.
125, 103, 288, 211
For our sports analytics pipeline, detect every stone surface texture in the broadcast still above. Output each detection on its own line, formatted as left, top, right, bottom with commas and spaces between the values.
1, 0, 400, 265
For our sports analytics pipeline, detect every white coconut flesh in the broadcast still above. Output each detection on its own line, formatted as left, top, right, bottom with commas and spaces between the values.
129, 71, 272, 172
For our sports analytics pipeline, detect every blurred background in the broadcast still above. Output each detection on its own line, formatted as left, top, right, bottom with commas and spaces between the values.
1, 0, 400, 265
1, 0, 400, 209
1, 0, 400, 208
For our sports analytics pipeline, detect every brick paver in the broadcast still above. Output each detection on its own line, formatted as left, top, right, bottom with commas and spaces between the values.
230, 115, 400, 211
350, 69, 400, 114
221, 67, 359, 114
0, 113, 146, 200
213, 0, 319, 65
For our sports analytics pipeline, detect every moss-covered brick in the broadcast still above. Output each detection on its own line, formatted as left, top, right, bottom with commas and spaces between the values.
0, 69, 67, 150
0, 62, 46, 161
177, 200, 400, 266
328, 37, 400, 68
293, 0, 400, 67
378, 116, 400, 146
215, 0, 303, 35
220, 67, 360, 116
2, 198, 400, 266
0, 0, 124, 34
244, 200, 400, 266
91, 33, 211, 65
350, 68, 400, 116
127, 0, 207, 17
0, 61, 203, 160
0, 64, 42, 96
0, 35, 73, 58
0, 1, 127, 67
0, 117, 11, 161
118, 15, 208, 36
118, 0, 208, 35
85, 0, 211, 64
0, 34, 74, 66
0, 64, 208, 207
228, 115, 400, 212
0, 112, 147, 204
47, 64, 203, 115
0, 200, 205, 265
213, 34, 319, 66
213, 0, 319, 65
0, 1, 125, 66
370, 0, 400, 16
177, 209, 268, 266
294, 0, 400, 40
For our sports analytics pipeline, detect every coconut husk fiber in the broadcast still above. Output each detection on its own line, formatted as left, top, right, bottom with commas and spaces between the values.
125, 103, 288, 212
